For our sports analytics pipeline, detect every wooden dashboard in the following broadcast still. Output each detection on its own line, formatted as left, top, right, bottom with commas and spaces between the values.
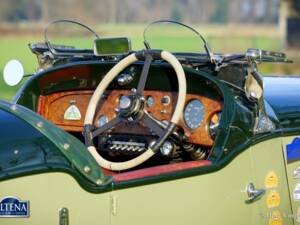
37, 90, 222, 146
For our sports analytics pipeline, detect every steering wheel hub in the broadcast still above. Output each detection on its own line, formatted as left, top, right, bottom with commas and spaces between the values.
118, 95, 144, 120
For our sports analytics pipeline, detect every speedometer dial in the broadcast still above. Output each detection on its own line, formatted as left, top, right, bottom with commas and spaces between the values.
184, 99, 204, 130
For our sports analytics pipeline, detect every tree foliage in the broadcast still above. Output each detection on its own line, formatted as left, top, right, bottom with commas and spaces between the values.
0, 0, 280, 24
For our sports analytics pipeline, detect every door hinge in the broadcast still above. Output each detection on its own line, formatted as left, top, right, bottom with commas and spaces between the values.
111, 195, 118, 216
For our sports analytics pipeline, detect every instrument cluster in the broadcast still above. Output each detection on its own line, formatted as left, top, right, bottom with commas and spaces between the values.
38, 89, 223, 147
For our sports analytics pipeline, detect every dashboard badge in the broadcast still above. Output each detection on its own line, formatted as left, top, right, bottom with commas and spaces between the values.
64, 100, 81, 121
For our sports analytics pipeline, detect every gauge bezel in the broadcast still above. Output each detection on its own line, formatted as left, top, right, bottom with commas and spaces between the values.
183, 99, 205, 130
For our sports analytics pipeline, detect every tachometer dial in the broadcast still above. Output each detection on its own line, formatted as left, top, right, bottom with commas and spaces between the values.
184, 99, 204, 130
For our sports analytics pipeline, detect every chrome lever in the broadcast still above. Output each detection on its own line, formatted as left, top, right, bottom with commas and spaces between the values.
245, 183, 265, 204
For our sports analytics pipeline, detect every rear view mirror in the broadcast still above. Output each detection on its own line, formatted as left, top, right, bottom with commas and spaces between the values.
94, 37, 131, 56
3, 59, 24, 86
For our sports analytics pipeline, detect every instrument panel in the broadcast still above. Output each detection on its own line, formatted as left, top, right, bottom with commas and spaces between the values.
38, 90, 222, 146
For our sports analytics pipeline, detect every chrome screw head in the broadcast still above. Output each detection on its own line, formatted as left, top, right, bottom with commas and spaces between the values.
84, 166, 91, 174
37, 121, 43, 128
63, 143, 70, 151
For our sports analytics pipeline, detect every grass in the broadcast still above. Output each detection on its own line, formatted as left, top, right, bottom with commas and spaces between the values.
0, 23, 296, 101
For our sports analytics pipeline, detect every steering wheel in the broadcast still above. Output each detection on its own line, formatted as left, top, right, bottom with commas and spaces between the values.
84, 50, 186, 171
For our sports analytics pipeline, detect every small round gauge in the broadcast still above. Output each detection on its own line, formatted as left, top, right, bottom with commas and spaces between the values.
97, 115, 108, 127
184, 99, 205, 130
146, 96, 154, 107
161, 95, 171, 105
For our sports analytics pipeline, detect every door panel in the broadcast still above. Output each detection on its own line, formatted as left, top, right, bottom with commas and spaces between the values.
0, 173, 110, 225
250, 138, 293, 225
283, 136, 300, 225
111, 148, 261, 225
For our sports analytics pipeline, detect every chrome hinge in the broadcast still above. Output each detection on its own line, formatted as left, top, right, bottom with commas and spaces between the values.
59, 207, 69, 225
111, 195, 118, 216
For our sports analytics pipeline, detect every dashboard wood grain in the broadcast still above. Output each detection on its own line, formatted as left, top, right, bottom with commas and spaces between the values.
38, 90, 222, 146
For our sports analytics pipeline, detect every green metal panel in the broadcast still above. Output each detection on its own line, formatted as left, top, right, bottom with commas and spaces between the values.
0, 173, 111, 225
111, 144, 260, 225
0, 100, 110, 186
250, 138, 293, 225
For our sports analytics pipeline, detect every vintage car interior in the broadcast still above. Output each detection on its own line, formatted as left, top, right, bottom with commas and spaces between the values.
36, 62, 223, 171
9, 20, 291, 179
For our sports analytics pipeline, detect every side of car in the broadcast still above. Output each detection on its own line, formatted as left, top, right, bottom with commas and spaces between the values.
0, 20, 299, 225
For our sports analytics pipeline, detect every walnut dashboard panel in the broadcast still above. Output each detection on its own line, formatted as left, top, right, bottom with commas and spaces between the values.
38, 90, 222, 146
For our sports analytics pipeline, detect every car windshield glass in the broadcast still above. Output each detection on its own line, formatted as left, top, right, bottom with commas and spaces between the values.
44, 20, 99, 51
143, 20, 208, 54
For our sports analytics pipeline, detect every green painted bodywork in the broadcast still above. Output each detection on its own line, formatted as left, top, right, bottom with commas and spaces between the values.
0, 137, 293, 225
249, 138, 293, 225
0, 100, 110, 189
111, 138, 293, 225
0, 173, 111, 225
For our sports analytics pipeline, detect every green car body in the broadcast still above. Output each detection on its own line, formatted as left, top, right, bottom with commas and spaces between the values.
1, 21, 300, 225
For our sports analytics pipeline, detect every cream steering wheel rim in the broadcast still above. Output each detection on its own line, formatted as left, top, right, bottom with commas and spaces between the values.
84, 50, 186, 171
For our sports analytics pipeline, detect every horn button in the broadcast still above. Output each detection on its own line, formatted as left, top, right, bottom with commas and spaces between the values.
118, 95, 144, 120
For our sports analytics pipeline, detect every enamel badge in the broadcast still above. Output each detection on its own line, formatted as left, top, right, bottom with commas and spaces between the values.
265, 171, 278, 189
0, 196, 29, 218
266, 190, 281, 208
294, 182, 300, 201
294, 166, 300, 179
64, 100, 81, 121
286, 138, 300, 164
268, 211, 282, 225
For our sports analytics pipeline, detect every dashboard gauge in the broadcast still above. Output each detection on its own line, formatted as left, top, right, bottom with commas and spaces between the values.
146, 96, 154, 107
184, 99, 204, 130
97, 115, 108, 127
161, 95, 171, 105
208, 112, 221, 139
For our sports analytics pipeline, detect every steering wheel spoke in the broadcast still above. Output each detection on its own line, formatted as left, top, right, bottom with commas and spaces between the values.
136, 54, 153, 95
141, 112, 165, 137
92, 116, 122, 138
